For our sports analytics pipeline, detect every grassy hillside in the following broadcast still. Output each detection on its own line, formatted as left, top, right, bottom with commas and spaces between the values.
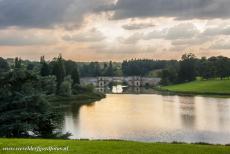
0, 139, 230, 154
161, 79, 230, 95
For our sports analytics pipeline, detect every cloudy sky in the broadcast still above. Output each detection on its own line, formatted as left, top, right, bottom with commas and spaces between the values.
0, 0, 230, 61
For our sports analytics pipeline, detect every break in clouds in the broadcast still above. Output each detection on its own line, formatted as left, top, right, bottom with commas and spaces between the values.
0, 0, 230, 61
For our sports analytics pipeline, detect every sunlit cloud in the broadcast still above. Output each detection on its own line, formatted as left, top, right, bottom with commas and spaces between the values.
0, 0, 230, 61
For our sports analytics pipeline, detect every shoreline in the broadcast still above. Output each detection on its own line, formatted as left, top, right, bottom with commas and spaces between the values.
46, 92, 106, 105
155, 87, 230, 98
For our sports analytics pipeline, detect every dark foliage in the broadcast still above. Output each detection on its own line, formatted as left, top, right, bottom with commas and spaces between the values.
0, 70, 62, 138
121, 59, 175, 76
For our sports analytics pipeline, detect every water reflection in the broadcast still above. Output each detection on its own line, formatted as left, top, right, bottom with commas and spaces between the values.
96, 85, 157, 94
179, 97, 196, 129
62, 94, 230, 144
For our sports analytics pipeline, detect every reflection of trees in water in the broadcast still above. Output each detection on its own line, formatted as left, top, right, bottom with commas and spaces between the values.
70, 102, 96, 125
179, 96, 196, 129
70, 103, 81, 118
57, 100, 96, 133
217, 101, 230, 130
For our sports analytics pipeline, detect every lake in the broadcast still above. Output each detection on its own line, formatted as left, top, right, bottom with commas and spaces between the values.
62, 87, 230, 144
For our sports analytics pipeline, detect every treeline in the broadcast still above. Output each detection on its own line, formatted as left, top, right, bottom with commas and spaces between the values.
79, 61, 122, 77
0, 55, 103, 138
122, 59, 177, 76
160, 53, 230, 85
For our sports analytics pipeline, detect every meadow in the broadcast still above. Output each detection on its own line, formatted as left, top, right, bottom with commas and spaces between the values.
161, 79, 230, 95
0, 139, 230, 154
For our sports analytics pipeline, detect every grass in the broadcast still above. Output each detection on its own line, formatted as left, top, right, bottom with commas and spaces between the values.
161, 79, 230, 95
0, 139, 230, 154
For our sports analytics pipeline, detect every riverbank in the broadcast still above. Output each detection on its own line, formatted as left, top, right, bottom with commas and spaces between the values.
47, 92, 105, 102
159, 79, 230, 96
0, 139, 229, 154
46, 92, 106, 107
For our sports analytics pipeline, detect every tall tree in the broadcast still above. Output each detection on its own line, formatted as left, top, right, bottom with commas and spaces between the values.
59, 76, 73, 97
0, 70, 59, 138
178, 53, 197, 82
71, 66, 80, 85
40, 56, 50, 76
106, 61, 114, 76
15, 57, 22, 69
52, 54, 66, 93
0, 57, 10, 73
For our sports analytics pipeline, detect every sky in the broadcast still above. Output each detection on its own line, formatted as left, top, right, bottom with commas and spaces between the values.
0, 0, 230, 61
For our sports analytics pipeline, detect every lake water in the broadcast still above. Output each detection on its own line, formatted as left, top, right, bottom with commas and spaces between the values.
62, 88, 230, 144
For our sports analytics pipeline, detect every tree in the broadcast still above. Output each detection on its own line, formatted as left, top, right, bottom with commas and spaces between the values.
121, 59, 170, 76
215, 56, 230, 79
106, 61, 114, 76
197, 57, 215, 79
39, 76, 57, 95
40, 56, 50, 76
160, 67, 178, 85
0, 57, 10, 73
59, 76, 73, 97
71, 66, 80, 85
64, 60, 77, 75
15, 57, 22, 69
178, 53, 197, 82
0, 70, 60, 138
27, 63, 35, 71
52, 54, 66, 93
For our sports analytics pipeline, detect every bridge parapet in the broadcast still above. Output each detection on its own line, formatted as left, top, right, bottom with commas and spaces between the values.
80, 76, 161, 87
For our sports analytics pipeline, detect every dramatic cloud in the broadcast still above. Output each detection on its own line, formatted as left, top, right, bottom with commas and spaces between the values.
103, 0, 230, 20
0, 0, 113, 28
1, 0, 230, 61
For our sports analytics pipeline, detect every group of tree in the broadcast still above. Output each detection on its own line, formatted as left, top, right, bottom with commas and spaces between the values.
160, 53, 230, 85
0, 55, 91, 138
79, 61, 121, 77
39, 55, 81, 96
0, 59, 66, 138
121, 59, 177, 76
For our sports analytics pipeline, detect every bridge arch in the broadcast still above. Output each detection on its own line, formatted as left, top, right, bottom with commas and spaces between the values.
80, 76, 161, 87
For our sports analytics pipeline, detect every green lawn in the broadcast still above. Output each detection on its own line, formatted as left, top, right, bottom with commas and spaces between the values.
0, 139, 230, 154
161, 79, 230, 95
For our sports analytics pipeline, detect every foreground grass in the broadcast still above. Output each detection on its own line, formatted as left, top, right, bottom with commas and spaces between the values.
161, 79, 230, 95
0, 139, 230, 154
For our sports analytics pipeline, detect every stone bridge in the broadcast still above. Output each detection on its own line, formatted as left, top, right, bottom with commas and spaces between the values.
80, 76, 161, 87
